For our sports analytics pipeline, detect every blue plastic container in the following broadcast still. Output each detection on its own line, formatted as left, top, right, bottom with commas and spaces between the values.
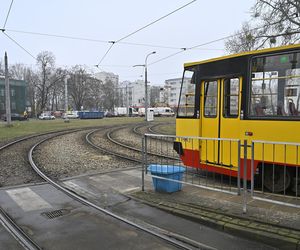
147, 165, 186, 193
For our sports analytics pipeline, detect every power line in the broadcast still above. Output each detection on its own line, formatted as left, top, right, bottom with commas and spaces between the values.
6, 28, 223, 51
3, 0, 14, 29
115, 0, 197, 43
96, 0, 197, 66
2, 31, 36, 60
149, 49, 186, 66
95, 42, 115, 66
6, 29, 108, 44
149, 19, 298, 66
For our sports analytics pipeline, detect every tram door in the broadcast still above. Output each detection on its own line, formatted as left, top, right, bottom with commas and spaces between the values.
201, 77, 242, 168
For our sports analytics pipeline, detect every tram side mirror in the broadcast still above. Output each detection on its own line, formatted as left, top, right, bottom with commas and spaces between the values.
173, 141, 184, 156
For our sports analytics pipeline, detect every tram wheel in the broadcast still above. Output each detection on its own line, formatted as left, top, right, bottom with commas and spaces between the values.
263, 165, 291, 193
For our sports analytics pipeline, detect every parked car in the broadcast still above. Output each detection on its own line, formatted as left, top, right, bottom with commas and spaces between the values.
39, 113, 55, 120
62, 112, 79, 119
1, 113, 28, 121
104, 111, 115, 117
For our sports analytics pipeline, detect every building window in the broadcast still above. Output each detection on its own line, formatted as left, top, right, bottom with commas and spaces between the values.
11, 102, 16, 110
0, 89, 4, 97
0, 102, 4, 111
11, 89, 15, 97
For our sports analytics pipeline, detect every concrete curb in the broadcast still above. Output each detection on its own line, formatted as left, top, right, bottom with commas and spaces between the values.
130, 191, 300, 250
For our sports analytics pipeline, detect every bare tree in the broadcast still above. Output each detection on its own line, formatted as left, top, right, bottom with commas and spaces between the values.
68, 66, 93, 110
225, 0, 300, 53
85, 77, 104, 110
225, 23, 259, 53
36, 51, 56, 112
101, 79, 116, 111
49, 68, 65, 111
253, 0, 300, 46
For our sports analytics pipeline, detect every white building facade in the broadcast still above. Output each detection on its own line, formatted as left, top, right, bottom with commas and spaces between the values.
119, 80, 149, 108
95, 71, 119, 86
163, 77, 191, 108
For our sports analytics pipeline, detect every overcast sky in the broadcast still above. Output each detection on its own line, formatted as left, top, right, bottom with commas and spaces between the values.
0, 0, 254, 85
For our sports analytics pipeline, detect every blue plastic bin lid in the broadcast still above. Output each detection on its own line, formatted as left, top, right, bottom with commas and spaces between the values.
147, 164, 186, 174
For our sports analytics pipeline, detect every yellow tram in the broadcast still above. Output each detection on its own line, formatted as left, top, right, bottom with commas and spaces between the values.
174, 44, 300, 192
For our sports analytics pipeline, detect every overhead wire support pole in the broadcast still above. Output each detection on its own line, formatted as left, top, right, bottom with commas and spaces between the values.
4, 52, 12, 127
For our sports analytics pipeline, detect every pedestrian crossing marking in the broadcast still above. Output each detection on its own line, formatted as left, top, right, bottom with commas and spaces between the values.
6, 187, 51, 212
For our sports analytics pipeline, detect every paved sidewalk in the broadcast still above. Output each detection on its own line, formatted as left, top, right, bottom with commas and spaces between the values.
131, 181, 300, 250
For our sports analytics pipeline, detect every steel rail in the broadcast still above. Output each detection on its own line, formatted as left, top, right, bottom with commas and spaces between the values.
86, 128, 142, 164
0, 132, 72, 250
0, 127, 105, 250
0, 207, 41, 250
107, 125, 179, 161
28, 136, 214, 250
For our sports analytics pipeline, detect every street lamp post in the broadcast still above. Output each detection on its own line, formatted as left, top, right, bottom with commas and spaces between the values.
64, 75, 70, 122
133, 51, 156, 121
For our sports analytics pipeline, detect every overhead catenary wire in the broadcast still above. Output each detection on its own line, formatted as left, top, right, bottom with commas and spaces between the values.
149, 17, 300, 66
115, 0, 196, 43
2, 3, 297, 75
96, 42, 115, 66
2, 31, 36, 60
5, 28, 223, 51
95, 0, 197, 66
2, 0, 14, 29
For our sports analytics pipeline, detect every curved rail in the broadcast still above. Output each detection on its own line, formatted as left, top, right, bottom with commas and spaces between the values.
28, 136, 204, 250
106, 125, 179, 161
0, 127, 104, 249
86, 128, 142, 164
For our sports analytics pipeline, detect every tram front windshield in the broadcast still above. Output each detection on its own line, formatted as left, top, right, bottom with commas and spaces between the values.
177, 70, 196, 117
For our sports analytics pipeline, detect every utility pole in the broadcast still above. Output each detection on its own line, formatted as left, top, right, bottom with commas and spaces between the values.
4, 52, 11, 126
64, 75, 70, 122
133, 51, 156, 121
126, 84, 129, 116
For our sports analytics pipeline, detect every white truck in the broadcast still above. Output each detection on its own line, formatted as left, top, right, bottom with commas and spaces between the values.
155, 107, 175, 117
114, 107, 138, 117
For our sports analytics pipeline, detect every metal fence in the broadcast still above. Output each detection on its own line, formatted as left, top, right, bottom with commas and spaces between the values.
251, 140, 300, 208
142, 134, 300, 211
142, 134, 241, 196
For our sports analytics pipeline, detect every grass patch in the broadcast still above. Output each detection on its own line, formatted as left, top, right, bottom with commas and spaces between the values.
156, 123, 176, 135
0, 117, 175, 141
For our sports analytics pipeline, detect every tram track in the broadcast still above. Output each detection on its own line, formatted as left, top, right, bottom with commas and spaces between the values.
0, 121, 213, 249
0, 129, 87, 250
0, 207, 41, 250
86, 124, 178, 165
28, 125, 214, 250
0, 121, 276, 249
0, 126, 123, 249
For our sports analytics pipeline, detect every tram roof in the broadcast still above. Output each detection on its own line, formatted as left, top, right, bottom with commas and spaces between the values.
184, 43, 300, 68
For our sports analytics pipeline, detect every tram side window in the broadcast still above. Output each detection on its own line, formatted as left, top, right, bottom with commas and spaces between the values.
250, 52, 300, 118
223, 78, 239, 118
177, 70, 196, 117
204, 80, 218, 117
